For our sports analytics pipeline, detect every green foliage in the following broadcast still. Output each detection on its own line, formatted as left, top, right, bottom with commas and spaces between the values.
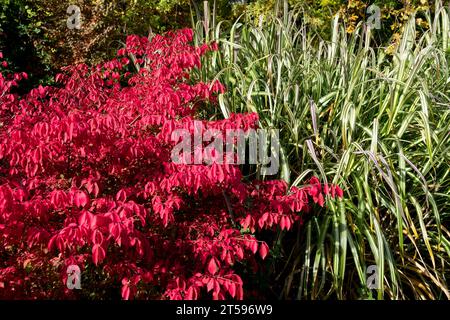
0, 0, 54, 89
1, 0, 439, 85
240, 0, 435, 43
0, 0, 238, 81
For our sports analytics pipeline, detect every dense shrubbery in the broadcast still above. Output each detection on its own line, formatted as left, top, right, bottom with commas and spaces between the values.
0, 0, 233, 77
245, 0, 432, 33
0, 29, 341, 299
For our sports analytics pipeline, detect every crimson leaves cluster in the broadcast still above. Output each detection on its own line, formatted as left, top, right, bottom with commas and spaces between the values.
0, 30, 342, 299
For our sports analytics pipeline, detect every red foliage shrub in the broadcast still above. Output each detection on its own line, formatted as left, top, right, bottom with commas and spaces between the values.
0, 29, 342, 299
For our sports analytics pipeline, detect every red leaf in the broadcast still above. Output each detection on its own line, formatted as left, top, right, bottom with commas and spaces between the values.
207, 257, 219, 275
213, 279, 220, 294
92, 244, 106, 266
236, 284, 244, 300
37, 85, 45, 97
285, 216, 292, 230
336, 186, 344, 198
116, 189, 127, 202
259, 242, 269, 260
73, 191, 90, 208
121, 283, 130, 300
280, 216, 286, 230
92, 229, 104, 245
185, 286, 197, 300
228, 282, 236, 298
86, 181, 100, 197
250, 240, 258, 254
206, 278, 214, 292
235, 246, 244, 260
316, 193, 325, 207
